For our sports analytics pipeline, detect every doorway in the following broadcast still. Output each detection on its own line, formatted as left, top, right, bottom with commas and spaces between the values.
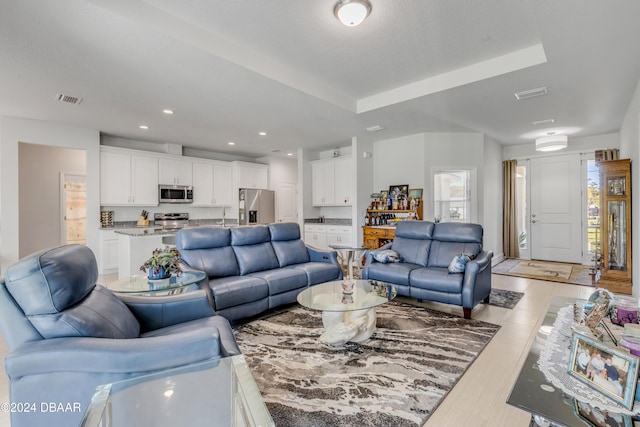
18, 143, 87, 257
516, 153, 589, 264
276, 181, 297, 223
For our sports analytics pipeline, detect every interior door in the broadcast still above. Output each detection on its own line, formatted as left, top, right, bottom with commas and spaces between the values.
530, 154, 582, 263
277, 181, 297, 223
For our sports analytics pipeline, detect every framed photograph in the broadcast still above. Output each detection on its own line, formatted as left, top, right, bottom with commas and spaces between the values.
573, 399, 632, 427
568, 332, 639, 409
408, 188, 423, 200
379, 190, 388, 200
388, 185, 408, 200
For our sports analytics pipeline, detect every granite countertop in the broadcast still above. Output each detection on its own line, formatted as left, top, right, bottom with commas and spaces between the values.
304, 218, 352, 225
104, 219, 239, 237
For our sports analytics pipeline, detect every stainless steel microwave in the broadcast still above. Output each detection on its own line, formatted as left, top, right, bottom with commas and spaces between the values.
158, 185, 193, 203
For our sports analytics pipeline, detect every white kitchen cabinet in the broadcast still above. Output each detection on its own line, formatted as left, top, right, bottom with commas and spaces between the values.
192, 161, 214, 206
158, 158, 193, 186
326, 225, 354, 247
101, 149, 159, 206
192, 161, 233, 206
98, 229, 119, 275
311, 156, 352, 206
332, 157, 352, 205
234, 162, 269, 189
213, 162, 233, 206
311, 160, 334, 206
304, 225, 328, 250
304, 224, 353, 250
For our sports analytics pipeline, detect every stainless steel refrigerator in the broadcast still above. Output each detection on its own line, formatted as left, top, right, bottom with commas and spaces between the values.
238, 188, 275, 225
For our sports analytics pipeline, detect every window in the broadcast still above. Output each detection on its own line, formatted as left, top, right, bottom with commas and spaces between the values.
433, 168, 475, 223
515, 164, 527, 250
586, 158, 600, 257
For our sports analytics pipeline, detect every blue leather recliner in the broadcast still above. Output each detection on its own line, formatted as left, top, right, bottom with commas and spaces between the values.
0, 244, 240, 427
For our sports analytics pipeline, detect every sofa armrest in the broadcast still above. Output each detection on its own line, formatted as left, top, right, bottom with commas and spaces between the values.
307, 246, 340, 264
5, 328, 221, 378
469, 251, 492, 273
118, 290, 215, 332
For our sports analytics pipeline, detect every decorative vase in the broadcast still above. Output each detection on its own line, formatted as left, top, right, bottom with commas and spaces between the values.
148, 267, 170, 280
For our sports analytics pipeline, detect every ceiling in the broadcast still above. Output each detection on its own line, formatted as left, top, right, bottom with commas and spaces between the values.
1, 0, 640, 159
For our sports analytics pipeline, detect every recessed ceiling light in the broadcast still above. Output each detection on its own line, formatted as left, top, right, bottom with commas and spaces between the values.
162, 109, 174, 115
259, 131, 267, 136
532, 118, 555, 125
514, 86, 548, 100
139, 125, 149, 130
227, 141, 235, 146
287, 153, 293, 156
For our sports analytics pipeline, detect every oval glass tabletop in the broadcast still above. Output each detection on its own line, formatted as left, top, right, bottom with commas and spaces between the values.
107, 270, 206, 294
297, 279, 396, 312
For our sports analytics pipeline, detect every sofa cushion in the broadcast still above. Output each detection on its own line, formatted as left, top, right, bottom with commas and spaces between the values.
29, 286, 140, 339
231, 226, 279, 275
390, 221, 434, 267
5, 244, 98, 315
410, 267, 464, 294
366, 262, 422, 286
268, 223, 312, 267
293, 262, 343, 286
208, 276, 269, 310
428, 241, 482, 268
250, 267, 308, 296
177, 227, 240, 278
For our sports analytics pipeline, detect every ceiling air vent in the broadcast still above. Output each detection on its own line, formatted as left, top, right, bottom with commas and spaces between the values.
514, 86, 547, 100
55, 93, 83, 105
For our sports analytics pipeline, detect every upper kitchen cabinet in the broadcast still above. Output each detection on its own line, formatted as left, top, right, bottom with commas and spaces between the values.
158, 158, 193, 186
233, 161, 269, 189
192, 160, 233, 206
311, 156, 352, 206
101, 148, 158, 206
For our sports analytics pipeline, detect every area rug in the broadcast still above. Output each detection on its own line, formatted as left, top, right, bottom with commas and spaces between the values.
493, 259, 593, 286
234, 302, 500, 426
486, 288, 524, 309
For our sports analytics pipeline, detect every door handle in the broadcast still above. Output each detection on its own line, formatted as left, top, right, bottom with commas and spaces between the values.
532, 214, 537, 218
532, 220, 538, 223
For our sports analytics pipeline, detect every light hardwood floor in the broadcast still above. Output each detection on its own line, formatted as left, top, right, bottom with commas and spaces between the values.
0, 273, 595, 427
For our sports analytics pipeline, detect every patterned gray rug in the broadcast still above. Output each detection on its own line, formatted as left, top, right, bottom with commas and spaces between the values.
234, 302, 500, 426
486, 288, 524, 309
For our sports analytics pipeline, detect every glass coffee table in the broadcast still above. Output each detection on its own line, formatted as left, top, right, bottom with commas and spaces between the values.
297, 279, 396, 347
106, 270, 206, 295
81, 355, 274, 427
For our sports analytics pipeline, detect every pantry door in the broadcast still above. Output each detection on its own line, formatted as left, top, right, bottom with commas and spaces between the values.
529, 154, 582, 263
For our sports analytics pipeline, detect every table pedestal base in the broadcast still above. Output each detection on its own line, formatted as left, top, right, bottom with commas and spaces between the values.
319, 308, 376, 347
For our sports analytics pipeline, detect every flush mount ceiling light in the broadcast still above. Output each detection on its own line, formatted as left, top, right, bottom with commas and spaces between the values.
334, 0, 372, 27
535, 132, 567, 152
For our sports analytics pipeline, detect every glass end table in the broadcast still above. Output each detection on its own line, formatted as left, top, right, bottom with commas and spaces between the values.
106, 270, 206, 295
81, 355, 274, 427
297, 279, 396, 347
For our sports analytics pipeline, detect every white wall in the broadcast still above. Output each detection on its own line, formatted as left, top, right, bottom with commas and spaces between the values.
620, 78, 640, 295
372, 131, 499, 255
0, 117, 100, 275
483, 136, 503, 261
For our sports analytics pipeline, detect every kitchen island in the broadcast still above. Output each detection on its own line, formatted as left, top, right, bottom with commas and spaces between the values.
115, 228, 177, 279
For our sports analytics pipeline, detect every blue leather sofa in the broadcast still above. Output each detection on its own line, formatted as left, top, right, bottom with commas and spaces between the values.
176, 222, 343, 323
362, 221, 493, 319
0, 244, 240, 427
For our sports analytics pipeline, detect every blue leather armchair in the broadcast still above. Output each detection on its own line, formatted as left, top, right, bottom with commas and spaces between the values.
0, 244, 240, 427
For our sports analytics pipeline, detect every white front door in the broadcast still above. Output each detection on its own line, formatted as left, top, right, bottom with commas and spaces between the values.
530, 154, 582, 263
276, 181, 297, 223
